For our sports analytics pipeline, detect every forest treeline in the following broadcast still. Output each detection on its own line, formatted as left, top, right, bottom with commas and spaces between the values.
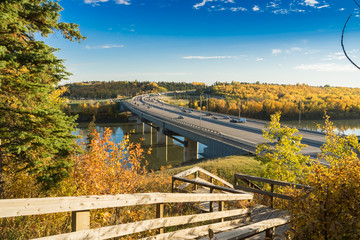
189, 82, 360, 120
62, 81, 205, 99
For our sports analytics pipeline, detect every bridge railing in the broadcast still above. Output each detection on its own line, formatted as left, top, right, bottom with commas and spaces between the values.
234, 173, 311, 207
125, 101, 257, 153
0, 192, 253, 239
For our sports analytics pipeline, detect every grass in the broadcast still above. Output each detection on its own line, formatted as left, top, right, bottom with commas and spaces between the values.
157, 155, 263, 185
158, 96, 189, 107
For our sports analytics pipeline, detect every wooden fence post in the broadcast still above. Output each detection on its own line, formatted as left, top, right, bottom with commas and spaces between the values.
265, 226, 275, 239
171, 177, 175, 193
194, 171, 199, 191
218, 201, 224, 222
71, 210, 90, 232
210, 187, 214, 212
270, 184, 274, 208
156, 203, 164, 234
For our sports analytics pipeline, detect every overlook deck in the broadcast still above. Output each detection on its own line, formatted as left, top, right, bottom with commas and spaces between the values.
0, 167, 303, 240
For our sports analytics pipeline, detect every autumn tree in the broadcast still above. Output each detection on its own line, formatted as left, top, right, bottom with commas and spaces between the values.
0, 0, 86, 193
256, 112, 311, 183
288, 117, 360, 239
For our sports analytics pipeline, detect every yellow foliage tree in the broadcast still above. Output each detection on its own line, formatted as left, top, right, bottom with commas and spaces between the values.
287, 117, 360, 239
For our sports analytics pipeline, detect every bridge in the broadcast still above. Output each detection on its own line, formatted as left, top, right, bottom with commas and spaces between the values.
123, 94, 326, 162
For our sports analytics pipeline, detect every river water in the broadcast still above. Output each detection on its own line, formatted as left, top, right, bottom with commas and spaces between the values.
282, 118, 360, 135
76, 122, 206, 170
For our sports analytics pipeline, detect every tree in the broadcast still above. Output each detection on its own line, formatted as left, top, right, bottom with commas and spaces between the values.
256, 112, 310, 183
288, 117, 360, 239
0, 0, 86, 193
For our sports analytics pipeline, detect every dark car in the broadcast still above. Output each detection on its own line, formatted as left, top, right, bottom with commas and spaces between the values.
212, 116, 218, 120
223, 116, 230, 119
178, 115, 184, 119
206, 112, 213, 116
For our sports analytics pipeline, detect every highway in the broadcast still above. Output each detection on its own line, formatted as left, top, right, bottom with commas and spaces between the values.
129, 94, 326, 157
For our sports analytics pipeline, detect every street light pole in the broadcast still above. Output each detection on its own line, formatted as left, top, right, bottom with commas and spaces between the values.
299, 100, 301, 126
239, 100, 241, 119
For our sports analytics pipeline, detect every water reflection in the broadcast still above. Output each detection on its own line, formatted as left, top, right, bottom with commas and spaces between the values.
282, 119, 360, 136
76, 122, 205, 170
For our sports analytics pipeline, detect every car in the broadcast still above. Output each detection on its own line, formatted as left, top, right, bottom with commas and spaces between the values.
177, 115, 184, 119
230, 118, 247, 123
212, 116, 218, 120
206, 112, 213, 116
187, 110, 192, 113
181, 109, 187, 112
223, 116, 230, 119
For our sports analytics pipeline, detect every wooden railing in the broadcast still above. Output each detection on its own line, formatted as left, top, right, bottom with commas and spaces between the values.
234, 173, 311, 207
0, 192, 253, 240
172, 167, 240, 193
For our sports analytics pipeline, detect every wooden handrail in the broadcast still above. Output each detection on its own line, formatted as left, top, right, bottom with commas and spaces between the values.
173, 167, 233, 189
172, 176, 249, 195
0, 192, 253, 240
234, 173, 311, 190
0, 192, 253, 219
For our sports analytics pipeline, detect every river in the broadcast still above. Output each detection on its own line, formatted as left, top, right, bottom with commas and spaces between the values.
282, 118, 360, 135
76, 121, 206, 170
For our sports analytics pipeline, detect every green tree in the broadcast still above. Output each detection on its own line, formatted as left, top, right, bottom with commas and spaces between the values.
0, 0, 86, 193
256, 112, 310, 183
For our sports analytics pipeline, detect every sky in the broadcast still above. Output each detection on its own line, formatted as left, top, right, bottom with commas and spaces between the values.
48, 0, 360, 87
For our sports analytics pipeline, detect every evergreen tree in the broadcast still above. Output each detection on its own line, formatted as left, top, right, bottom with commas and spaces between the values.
0, 0, 86, 193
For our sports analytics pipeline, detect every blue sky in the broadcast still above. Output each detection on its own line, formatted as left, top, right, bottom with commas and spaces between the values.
49, 0, 360, 87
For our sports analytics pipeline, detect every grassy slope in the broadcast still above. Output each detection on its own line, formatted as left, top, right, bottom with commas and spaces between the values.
156, 155, 263, 185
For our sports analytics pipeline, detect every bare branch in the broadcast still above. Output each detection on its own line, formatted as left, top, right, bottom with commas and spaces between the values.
341, 14, 360, 70
354, 0, 360, 8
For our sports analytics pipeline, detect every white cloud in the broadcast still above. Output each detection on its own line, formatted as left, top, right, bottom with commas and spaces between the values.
286, 47, 303, 53
84, 0, 108, 4
183, 56, 236, 59
317, 4, 329, 9
294, 63, 357, 72
84, 0, 130, 5
85, 44, 125, 49
339, 8, 345, 11
304, 0, 319, 7
230, 7, 247, 12
272, 49, 282, 55
322, 52, 346, 61
256, 57, 264, 61
115, 0, 130, 5
193, 0, 213, 10
252, 5, 260, 11
273, 9, 289, 14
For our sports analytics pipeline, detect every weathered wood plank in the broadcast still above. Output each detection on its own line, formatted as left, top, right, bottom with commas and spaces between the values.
173, 167, 201, 178
198, 216, 290, 240
196, 168, 233, 188
176, 177, 210, 191
34, 208, 252, 240
0, 193, 253, 218
234, 173, 311, 190
173, 176, 249, 194
173, 167, 233, 188
141, 218, 248, 240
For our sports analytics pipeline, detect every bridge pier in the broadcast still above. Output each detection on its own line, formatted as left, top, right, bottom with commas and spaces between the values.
136, 117, 142, 125
157, 128, 168, 145
184, 137, 198, 162
143, 122, 152, 134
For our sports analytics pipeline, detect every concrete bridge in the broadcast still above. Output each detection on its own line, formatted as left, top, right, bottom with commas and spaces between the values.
122, 94, 326, 162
